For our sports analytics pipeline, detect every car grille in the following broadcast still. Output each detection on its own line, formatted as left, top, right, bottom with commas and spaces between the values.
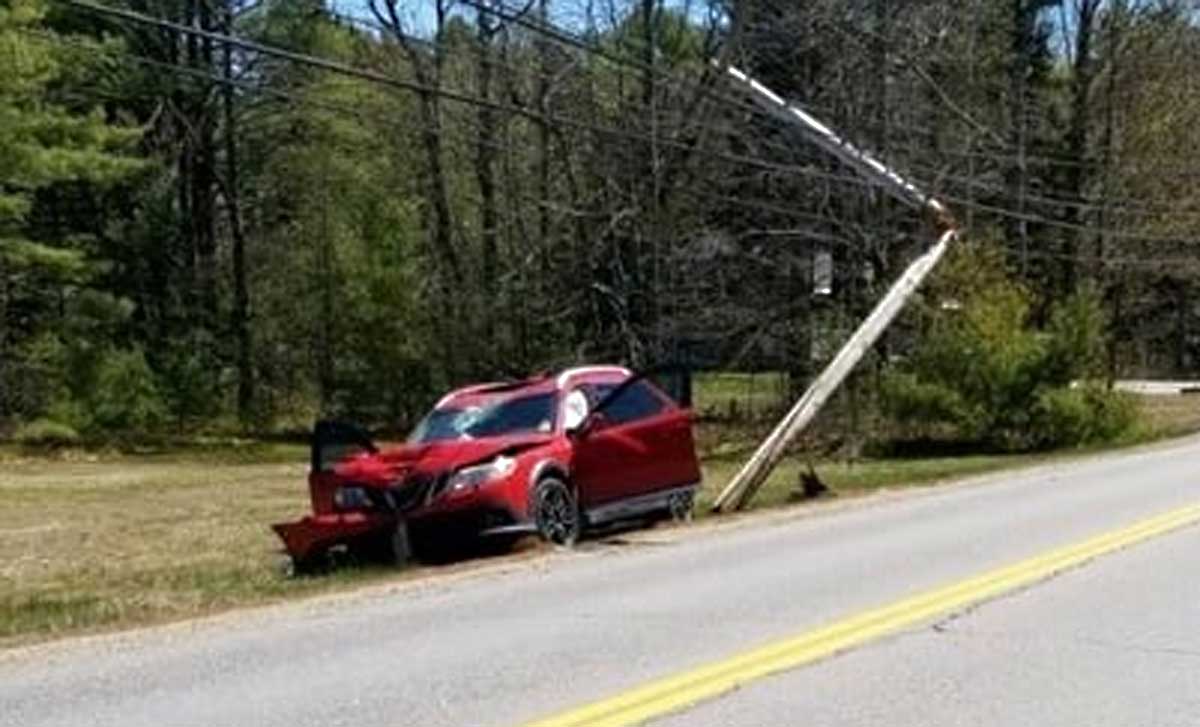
391, 473, 433, 512
424, 473, 451, 504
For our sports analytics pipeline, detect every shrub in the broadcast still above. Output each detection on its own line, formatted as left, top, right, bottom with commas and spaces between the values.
1044, 284, 1108, 383
881, 243, 1136, 450
1030, 387, 1094, 448
1082, 384, 1138, 443
13, 418, 81, 447
157, 336, 224, 427
4, 333, 70, 422
1031, 385, 1137, 449
879, 372, 974, 438
89, 348, 168, 432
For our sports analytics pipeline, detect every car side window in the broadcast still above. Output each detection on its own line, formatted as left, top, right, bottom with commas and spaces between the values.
593, 381, 665, 425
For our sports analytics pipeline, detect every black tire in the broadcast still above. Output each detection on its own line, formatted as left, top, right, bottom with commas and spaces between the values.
534, 477, 582, 546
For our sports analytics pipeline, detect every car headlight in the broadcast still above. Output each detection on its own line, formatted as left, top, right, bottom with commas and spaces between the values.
333, 485, 372, 510
446, 456, 516, 494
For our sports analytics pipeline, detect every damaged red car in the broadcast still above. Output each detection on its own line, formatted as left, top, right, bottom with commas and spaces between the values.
273, 366, 701, 572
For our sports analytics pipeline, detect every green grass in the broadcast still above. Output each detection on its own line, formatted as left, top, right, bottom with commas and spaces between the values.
0, 438, 307, 465
693, 371, 790, 420
0, 392, 1195, 648
696, 453, 1038, 513
1135, 393, 1200, 440
0, 452, 399, 647
0, 445, 1054, 647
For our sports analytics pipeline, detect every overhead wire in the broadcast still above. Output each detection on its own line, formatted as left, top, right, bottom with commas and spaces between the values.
53, 0, 945, 227
56, 0, 1083, 208
55, 0, 1200, 265
17, 26, 610, 276
452, 0, 1200, 238
72, 0, 1200, 229
60, 0, 843, 206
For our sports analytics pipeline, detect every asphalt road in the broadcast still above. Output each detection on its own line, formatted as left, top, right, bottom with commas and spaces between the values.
3, 436, 1199, 727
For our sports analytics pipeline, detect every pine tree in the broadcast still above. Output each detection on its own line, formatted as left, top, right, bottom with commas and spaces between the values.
0, 0, 141, 423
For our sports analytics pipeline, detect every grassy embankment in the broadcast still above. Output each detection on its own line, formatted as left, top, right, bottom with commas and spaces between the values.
1, 373, 1196, 647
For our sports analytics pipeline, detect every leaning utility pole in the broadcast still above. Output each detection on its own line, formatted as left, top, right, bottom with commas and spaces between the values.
712, 65, 960, 513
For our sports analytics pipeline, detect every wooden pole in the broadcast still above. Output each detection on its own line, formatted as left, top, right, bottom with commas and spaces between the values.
711, 65, 959, 512
713, 229, 957, 512
719, 65, 956, 232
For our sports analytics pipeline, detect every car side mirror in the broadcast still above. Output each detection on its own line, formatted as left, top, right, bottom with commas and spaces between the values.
572, 411, 609, 438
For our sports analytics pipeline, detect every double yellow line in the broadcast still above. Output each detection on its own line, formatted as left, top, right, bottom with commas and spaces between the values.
521, 503, 1200, 727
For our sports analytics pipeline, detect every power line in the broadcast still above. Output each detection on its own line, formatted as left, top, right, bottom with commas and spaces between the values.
416, 0, 1051, 179
17, 26, 519, 162
61, 0, 725, 147
61, 0, 820, 190
55, 0, 1067, 222
684, 187, 1200, 271
19, 27, 616, 271
56, 0, 953, 229
331, 0, 788, 145
26, 17, 782, 209
894, 158, 1200, 221
452, 0, 1200, 221
70, 0, 1200, 229
75, 33, 1193, 270
54, 1, 1200, 256
708, 151, 1200, 247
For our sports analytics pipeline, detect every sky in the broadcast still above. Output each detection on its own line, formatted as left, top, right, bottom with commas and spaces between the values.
330, 0, 715, 38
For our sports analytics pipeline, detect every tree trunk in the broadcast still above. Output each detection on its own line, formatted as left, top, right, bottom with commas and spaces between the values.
179, 0, 198, 315
222, 3, 253, 423
536, 0, 551, 258
316, 195, 335, 413
1008, 0, 1033, 277
475, 13, 500, 341
641, 0, 659, 358
1178, 282, 1191, 375
0, 263, 9, 423
193, 0, 218, 330
1062, 0, 1101, 293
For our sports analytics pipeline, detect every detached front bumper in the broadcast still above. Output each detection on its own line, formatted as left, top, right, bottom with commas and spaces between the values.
273, 473, 538, 566
272, 512, 398, 564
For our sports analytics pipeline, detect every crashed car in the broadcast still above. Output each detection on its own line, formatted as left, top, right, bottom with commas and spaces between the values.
273, 365, 702, 571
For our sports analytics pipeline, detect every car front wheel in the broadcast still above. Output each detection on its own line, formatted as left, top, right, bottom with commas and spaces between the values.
534, 477, 582, 546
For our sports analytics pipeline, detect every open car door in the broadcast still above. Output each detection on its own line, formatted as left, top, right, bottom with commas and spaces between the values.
307, 419, 378, 513
273, 420, 391, 570
570, 369, 700, 514
311, 419, 377, 473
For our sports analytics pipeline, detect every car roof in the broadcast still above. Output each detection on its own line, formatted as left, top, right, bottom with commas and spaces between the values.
435, 365, 632, 409
554, 365, 632, 389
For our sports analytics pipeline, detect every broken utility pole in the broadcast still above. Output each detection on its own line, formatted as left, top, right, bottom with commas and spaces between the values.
711, 65, 960, 513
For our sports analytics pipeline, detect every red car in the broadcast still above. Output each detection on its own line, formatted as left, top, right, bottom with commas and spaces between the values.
273, 366, 701, 572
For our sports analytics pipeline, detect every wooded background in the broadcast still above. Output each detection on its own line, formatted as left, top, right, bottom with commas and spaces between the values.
3, 0, 1198, 440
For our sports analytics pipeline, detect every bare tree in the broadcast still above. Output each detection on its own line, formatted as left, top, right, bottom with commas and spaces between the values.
370, 0, 463, 286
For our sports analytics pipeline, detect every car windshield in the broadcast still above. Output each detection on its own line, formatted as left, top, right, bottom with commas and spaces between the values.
408, 392, 557, 443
